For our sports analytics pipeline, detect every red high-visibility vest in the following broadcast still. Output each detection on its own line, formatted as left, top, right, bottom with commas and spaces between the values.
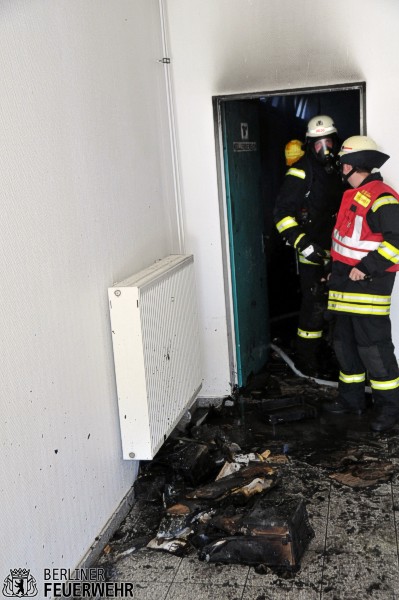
331, 180, 399, 271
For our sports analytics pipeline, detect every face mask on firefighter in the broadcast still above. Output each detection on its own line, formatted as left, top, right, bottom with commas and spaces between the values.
313, 137, 334, 162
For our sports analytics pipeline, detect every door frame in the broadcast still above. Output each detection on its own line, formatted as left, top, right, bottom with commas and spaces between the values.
213, 82, 366, 387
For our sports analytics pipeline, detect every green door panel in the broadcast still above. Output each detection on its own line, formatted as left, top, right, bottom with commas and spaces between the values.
222, 101, 270, 386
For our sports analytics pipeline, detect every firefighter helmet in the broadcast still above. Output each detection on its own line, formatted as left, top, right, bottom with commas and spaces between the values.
306, 115, 339, 166
306, 115, 337, 138
285, 139, 304, 166
338, 135, 389, 169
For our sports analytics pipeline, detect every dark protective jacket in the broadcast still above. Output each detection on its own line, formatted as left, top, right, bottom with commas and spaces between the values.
274, 153, 343, 251
328, 173, 399, 316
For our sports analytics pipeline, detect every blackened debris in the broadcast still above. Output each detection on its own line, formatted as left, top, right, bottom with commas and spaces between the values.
261, 396, 319, 425
133, 470, 167, 502
185, 463, 277, 502
99, 353, 398, 575
329, 453, 395, 488
199, 498, 314, 570
168, 441, 217, 486
146, 536, 190, 556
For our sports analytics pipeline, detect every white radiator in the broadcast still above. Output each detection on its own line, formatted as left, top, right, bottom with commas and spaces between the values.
108, 254, 202, 460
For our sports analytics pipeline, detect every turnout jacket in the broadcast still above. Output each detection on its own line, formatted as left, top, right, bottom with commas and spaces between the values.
328, 173, 399, 317
274, 154, 343, 251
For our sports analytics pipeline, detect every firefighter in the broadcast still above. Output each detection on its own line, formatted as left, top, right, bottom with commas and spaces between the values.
324, 135, 399, 432
274, 115, 344, 377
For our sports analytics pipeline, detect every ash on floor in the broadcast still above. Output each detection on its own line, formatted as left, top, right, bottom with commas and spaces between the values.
95, 352, 399, 600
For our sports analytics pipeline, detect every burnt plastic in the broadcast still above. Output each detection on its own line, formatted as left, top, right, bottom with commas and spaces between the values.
261, 396, 318, 424
199, 500, 314, 569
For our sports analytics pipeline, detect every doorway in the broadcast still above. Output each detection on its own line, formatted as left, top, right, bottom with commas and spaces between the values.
213, 83, 366, 388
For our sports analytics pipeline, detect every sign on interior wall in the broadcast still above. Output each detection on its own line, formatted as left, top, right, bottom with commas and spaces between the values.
234, 142, 257, 152
234, 122, 257, 152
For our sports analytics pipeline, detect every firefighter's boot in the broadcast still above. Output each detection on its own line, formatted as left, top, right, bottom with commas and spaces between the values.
322, 398, 365, 416
370, 404, 399, 432
369, 386, 399, 432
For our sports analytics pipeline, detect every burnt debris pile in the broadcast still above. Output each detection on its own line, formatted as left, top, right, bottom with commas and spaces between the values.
99, 356, 397, 575
121, 417, 315, 573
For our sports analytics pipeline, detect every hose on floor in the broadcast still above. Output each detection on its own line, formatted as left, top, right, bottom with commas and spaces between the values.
270, 343, 372, 394
270, 343, 338, 388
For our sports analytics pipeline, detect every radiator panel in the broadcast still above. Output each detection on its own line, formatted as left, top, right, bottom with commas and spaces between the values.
108, 255, 202, 460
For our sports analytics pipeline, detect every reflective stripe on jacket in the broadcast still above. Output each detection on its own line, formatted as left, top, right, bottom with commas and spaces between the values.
327, 291, 391, 316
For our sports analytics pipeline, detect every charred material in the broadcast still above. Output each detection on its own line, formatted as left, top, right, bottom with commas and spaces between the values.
185, 463, 277, 502
200, 499, 314, 570
261, 396, 319, 425
168, 441, 217, 486
328, 453, 395, 488
99, 352, 398, 576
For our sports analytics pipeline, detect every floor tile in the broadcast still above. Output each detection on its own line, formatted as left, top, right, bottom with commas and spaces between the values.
390, 462, 399, 485
245, 550, 323, 590
392, 484, 399, 509
306, 485, 331, 520
326, 484, 397, 555
320, 550, 399, 599
110, 548, 182, 583
307, 515, 328, 552
242, 586, 320, 600
115, 582, 169, 600
174, 555, 249, 584
165, 582, 244, 599
322, 592, 399, 600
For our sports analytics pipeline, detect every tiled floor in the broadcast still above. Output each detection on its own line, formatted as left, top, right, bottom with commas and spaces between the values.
97, 361, 399, 600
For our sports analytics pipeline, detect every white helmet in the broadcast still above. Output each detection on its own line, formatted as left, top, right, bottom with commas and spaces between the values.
306, 115, 337, 138
338, 135, 389, 169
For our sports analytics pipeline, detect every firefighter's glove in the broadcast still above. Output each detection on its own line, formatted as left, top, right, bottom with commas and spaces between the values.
296, 235, 326, 265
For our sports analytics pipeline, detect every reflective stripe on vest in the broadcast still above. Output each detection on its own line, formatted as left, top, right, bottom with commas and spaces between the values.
370, 377, 399, 390
332, 213, 381, 261
297, 328, 323, 339
276, 216, 298, 234
286, 168, 305, 179
339, 371, 366, 384
331, 240, 374, 261
333, 215, 381, 252
331, 180, 399, 269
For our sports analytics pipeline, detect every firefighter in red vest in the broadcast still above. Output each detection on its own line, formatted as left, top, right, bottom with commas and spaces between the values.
324, 135, 399, 431
274, 115, 343, 377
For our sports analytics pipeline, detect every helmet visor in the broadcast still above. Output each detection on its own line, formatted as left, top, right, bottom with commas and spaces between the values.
313, 137, 333, 159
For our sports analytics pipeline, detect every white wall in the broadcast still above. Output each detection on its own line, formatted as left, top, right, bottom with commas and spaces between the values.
166, 0, 399, 397
0, 0, 179, 579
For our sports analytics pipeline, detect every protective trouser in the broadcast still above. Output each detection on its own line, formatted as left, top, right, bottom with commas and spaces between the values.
296, 260, 327, 366
332, 313, 399, 414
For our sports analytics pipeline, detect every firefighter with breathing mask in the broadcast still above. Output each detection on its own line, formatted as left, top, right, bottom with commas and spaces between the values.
324, 135, 399, 432
274, 115, 343, 377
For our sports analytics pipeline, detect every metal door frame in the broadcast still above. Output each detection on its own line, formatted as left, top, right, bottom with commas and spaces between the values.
213, 82, 366, 387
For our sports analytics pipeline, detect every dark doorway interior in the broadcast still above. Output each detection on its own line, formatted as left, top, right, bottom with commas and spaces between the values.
260, 89, 362, 319
218, 85, 364, 387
